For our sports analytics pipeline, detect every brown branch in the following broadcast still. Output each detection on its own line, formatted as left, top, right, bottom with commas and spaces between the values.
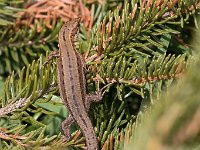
0, 129, 28, 147
16, 0, 92, 30
0, 98, 28, 117
0, 83, 57, 117
94, 69, 184, 87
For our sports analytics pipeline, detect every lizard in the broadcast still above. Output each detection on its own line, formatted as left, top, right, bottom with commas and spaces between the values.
56, 18, 103, 150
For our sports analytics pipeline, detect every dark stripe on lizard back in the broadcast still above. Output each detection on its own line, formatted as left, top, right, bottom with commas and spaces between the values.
62, 29, 87, 127
58, 19, 99, 150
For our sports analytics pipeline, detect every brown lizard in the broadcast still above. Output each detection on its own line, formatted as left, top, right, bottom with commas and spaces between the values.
57, 18, 102, 150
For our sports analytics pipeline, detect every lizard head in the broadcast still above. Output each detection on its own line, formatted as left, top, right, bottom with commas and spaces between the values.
59, 18, 81, 44
71, 18, 80, 36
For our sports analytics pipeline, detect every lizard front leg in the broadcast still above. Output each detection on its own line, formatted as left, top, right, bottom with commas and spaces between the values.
43, 51, 60, 65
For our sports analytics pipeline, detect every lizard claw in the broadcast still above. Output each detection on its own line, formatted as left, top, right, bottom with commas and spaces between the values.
61, 135, 71, 143
98, 82, 114, 96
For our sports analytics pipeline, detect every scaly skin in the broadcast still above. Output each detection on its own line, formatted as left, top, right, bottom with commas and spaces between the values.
57, 19, 99, 150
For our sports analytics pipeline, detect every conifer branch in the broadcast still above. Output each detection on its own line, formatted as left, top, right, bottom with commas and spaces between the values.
0, 0, 200, 149
0, 0, 23, 26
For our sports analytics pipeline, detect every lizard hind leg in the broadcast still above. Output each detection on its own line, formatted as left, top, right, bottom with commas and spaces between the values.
61, 115, 74, 142
85, 83, 114, 112
85, 92, 102, 112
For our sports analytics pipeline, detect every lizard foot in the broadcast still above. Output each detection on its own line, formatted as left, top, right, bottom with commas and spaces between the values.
61, 135, 71, 143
